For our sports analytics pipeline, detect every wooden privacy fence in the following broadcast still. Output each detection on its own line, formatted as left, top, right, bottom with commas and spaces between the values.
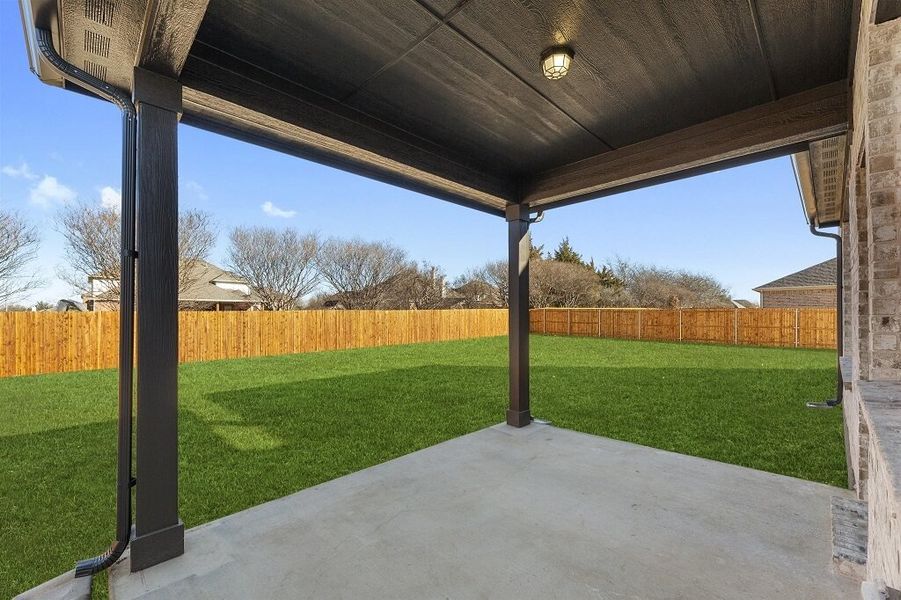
0, 309, 507, 378
530, 307, 836, 350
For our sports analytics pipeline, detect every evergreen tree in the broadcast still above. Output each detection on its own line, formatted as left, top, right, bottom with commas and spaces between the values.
552, 237, 583, 265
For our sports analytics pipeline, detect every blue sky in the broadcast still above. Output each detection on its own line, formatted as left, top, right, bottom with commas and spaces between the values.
0, 4, 836, 306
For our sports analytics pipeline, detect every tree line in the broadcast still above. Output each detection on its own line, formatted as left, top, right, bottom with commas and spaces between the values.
0, 204, 732, 310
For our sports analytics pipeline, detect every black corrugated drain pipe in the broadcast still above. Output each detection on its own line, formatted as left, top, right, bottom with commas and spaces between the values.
807, 222, 843, 409
35, 28, 138, 576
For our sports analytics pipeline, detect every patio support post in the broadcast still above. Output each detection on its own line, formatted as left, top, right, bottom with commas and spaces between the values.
506, 204, 531, 427
130, 67, 185, 572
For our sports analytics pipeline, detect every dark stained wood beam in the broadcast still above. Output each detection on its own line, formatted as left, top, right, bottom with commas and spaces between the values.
506, 204, 531, 427
130, 67, 184, 571
522, 80, 849, 209
180, 44, 514, 214
137, 0, 210, 78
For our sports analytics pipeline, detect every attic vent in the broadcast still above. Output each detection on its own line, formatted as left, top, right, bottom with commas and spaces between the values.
83, 60, 108, 81
84, 31, 111, 57
85, 0, 115, 27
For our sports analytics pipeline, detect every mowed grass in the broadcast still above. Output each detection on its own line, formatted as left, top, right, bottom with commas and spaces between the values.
1, 336, 844, 597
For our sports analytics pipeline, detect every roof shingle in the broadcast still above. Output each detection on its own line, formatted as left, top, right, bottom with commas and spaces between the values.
753, 258, 836, 290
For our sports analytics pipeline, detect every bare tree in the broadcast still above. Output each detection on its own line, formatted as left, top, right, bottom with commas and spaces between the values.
57, 203, 120, 299
383, 262, 447, 309
57, 203, 217, 302
316, 238, 410, 308
0, 210, 42, 306
451, 273, 497, 307
454, 262, 507, 307
476, 260, 509, 307
611, 258, 731, 308
227, 226, 320, 310
530, 259, 605, 307
178, 210, 218, 301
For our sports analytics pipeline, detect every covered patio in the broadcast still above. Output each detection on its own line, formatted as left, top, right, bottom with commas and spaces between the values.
109, 424, 856, 600
16, 0, 901, 597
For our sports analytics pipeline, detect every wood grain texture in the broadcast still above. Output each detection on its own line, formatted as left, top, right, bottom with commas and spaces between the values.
137, 0, 210, 78
134, 100, 181, 538
754, 0, 851, 98
180, 45, 513, 211
0, 310, 508, 378
346, 26, 608, 173
194, 0, 438, 100
444, 0, 773, 151
532, 308, 836, 349
522, 80, 849, 208
40, 0, 853, 215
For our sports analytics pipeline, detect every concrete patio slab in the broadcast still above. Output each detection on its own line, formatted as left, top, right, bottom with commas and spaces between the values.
109, 424, 857, 599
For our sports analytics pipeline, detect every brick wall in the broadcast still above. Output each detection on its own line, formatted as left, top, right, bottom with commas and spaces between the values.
865, 18, 901, 381
843, 12, 901, 596
759, 287, 836, 308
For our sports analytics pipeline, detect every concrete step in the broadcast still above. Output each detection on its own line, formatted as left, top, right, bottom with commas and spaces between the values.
831, 495, 867, 581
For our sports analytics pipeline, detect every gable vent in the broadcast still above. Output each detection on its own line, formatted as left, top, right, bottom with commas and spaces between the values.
83, 60, 108, 81
84, 30, 111, 58
85, 0, 115, 27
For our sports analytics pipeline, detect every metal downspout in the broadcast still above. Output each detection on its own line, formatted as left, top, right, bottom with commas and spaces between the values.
35, 28, 138, 575
807, 222, 843, 408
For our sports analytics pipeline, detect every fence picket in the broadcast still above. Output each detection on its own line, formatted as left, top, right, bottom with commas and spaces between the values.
0, 309, 508, 378
532, 308, 835, 351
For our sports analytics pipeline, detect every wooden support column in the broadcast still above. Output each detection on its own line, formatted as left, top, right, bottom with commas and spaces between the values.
506, 204, 531, 427
130, 67, 184, 572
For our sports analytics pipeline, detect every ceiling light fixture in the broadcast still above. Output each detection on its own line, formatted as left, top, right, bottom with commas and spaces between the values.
541, 46, 574, 80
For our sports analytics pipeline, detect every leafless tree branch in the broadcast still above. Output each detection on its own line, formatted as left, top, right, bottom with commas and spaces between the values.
227, 226, 320, 310
316, 238, 410, 309
0, 210, 42, 305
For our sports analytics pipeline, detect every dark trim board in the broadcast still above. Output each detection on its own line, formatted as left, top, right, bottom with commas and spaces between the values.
522, 80, 849, 208
180, 44, 515, 211
179, 108, 507, 217
533, 142, 811, 213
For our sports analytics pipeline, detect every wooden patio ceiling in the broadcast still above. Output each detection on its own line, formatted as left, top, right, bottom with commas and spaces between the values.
23, 0, 852, 216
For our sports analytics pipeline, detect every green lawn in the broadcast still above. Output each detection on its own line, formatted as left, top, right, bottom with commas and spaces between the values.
1, 336, 844, 597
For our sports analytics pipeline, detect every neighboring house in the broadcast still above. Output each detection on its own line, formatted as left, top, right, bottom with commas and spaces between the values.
55, 299, 87, 312
731, 299, 758, 308
84, 260, 261, 311
752, 259, 836, 308
315, 275, 492, 310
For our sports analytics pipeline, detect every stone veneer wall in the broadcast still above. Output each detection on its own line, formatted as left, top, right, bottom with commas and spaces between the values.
861, 384, 901, 590
843, 11, 901, 594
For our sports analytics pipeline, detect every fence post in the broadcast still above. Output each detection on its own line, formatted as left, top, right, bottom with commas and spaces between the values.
597, 308, 601, 338
678, 309, 683, 342
567, 309, 572, 336
733, 309, 738, 345
638, 309, 642, 340
96, 312, 102, 371
794, 308, 800, 348
543, 307, 547, 334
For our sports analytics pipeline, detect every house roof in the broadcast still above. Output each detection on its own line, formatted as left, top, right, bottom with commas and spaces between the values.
21, 0, 850, 215
87, 260, 260, 304
753, 258, 836, 291
179, 260, 260, 303
731, 299, 757, 308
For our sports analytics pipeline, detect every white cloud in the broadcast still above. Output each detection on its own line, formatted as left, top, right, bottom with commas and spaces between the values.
29, 176, 76, 207
183, 180, 209, 201
261, 201, 297, 218
100, 186, 122, 211
2, 162, 38, 180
